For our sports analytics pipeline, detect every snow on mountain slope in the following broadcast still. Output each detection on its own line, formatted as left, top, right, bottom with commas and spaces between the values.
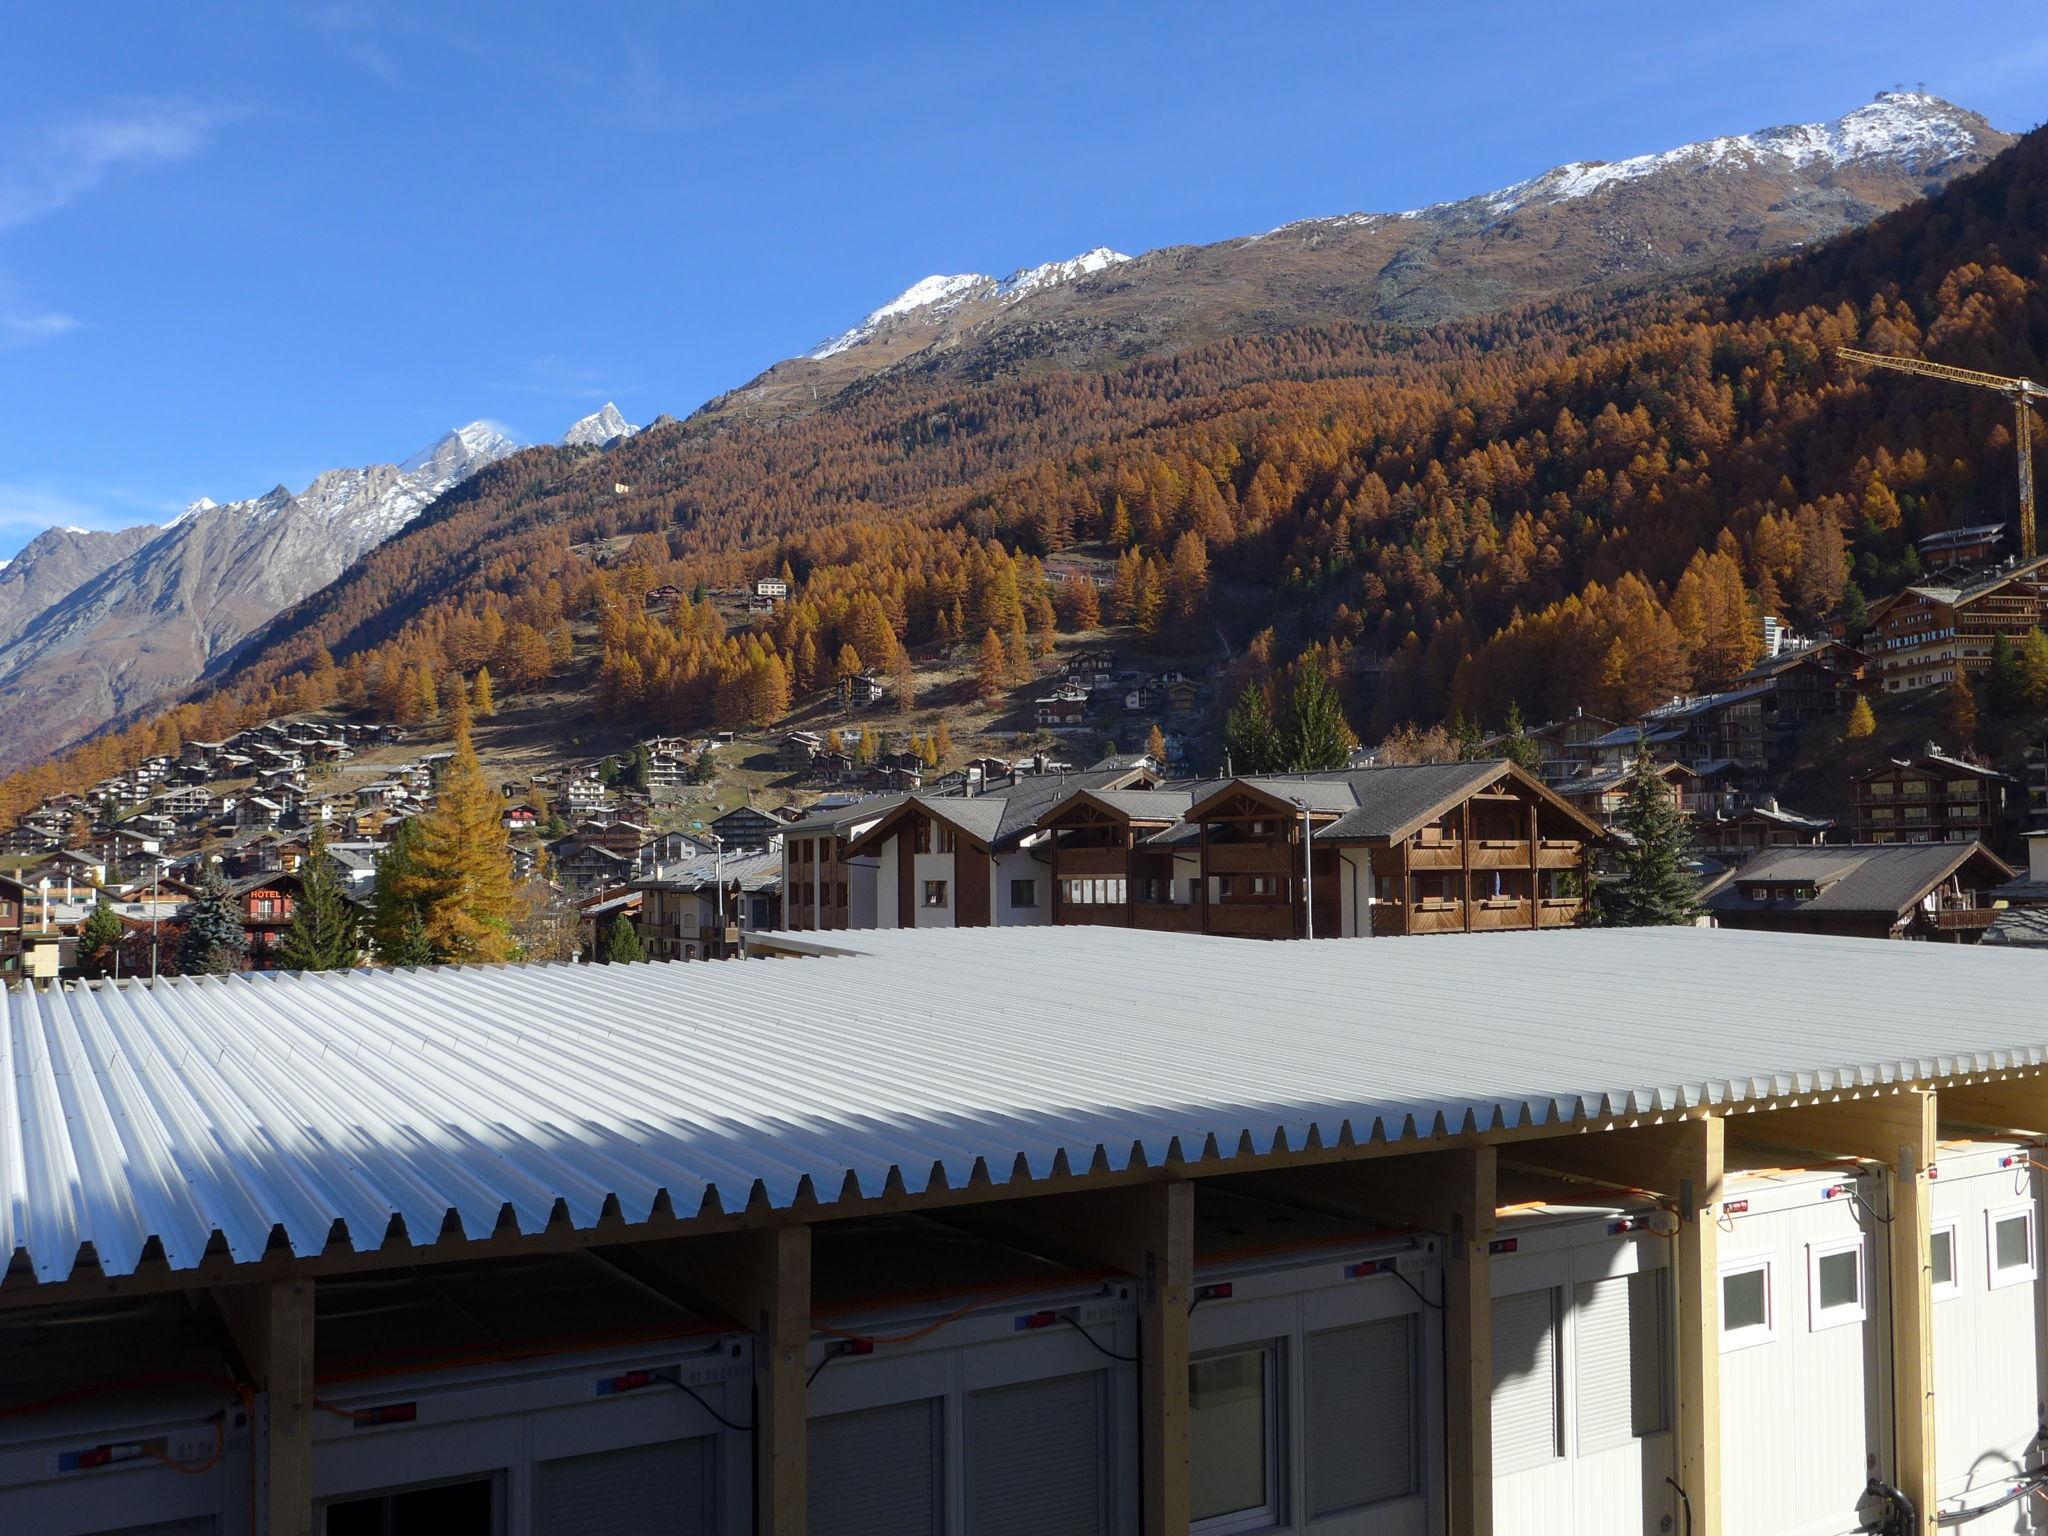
0, 422, 526, 766
562, 403, 639, 447
806, 250, 1131, 360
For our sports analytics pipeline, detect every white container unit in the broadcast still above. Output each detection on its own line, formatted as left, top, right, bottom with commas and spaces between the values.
803, 1275, 1142, 1536
1184, 1232, 1443, 1536
310, 1332, 754, 1536
0, 1383, 252, 1536
1928, 1137, 2045, 1524
1488, 1193, 1677, 1536
1716, 1162, 1892, 1536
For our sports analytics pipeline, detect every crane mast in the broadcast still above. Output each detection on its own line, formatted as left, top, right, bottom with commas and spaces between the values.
1836, 347, 2045, 562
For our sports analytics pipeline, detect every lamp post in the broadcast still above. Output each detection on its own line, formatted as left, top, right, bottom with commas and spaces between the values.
1292, 799, 1315, 941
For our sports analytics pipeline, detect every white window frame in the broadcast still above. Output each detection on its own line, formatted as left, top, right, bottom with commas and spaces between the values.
1929, 1220, 1962, 1303
1807, 1236, 1867, 1331
1718, 1256, 1775, 1351
1189, 1340, 1285, 1536
1986, 1202, 2038, 1290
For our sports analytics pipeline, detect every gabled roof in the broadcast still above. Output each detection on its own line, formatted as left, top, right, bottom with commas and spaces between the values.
1704, 842, 2015, 919
843, 768, 1149, 856
1036, 787, 1196, 830
1144, 762, 1602, 846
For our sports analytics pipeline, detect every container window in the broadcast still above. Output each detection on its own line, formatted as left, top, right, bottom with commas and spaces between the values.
535, 1439, 713, 1536
1988, 1205, 2038, 1289
811, 1398, 942, 1536
1719, 1259, 1773, 1349
1305, 1316, 1417, 1516
325, 1476, 495, 1536
1575, 1269, 1669, 1453
1189, 1344, 1281, 1532
1808, 1238, 1866, 1330
965, 1373, 1106, 1536
1930, 1222, 1961, 1301
1491, 1287, 1561, 1472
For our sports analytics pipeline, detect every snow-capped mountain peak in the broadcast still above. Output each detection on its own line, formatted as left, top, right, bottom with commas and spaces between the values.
807, 250, 1129, 360
562, 403, 639, 448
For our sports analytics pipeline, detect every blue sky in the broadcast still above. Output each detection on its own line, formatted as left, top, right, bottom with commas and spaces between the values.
2, 2, 2042, 556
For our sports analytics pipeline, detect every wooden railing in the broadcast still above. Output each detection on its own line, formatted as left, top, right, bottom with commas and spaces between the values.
1205, 903, 1296, 938
1204, 843, 1297, 876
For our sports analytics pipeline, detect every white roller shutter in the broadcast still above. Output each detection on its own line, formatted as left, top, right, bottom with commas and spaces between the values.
810, 1398, 942, 1536
1574, 1270, 1669, 1455
535, 1438, 713, 1536
1492, 1287, 1561, 1473
97, 1523, 218, 1536
965, 1372, 1106, 1535
1306, 1315, 1418, 1516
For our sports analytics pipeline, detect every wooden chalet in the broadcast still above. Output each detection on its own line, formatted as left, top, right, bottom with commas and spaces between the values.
1704, 842, 2015, 942
1851, 747, 2014, 845
1038, 761, 1603, 938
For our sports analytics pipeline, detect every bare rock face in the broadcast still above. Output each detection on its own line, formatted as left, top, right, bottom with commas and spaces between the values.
702, 94, 2012, 423
0, 423, 520, 766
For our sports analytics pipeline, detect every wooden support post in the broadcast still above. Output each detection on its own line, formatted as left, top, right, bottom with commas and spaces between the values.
216, 1279, 315, 1536
1731, 1093, 1938, 1533
686, 1226, 811, 1536
968, 1182, 1194, 1536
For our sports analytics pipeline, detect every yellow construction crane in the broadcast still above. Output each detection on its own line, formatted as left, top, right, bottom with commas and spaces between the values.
1836, 347, 2046, 561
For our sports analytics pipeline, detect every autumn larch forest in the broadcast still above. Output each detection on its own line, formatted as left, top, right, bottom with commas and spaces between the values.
3, 121, 2043, 818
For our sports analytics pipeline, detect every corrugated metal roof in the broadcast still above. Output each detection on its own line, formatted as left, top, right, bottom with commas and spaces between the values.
7, 927, 2048, 1289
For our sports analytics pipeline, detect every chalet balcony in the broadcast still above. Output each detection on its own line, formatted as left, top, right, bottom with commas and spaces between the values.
1537, 897, 1584, 928
1205, 902, 1296, 939
1468, 839, 1533, 869
1407, 841, 1464, 870
1204, 843, 1297, 876
1132, 902, 1200, 934
1930, 906, 1996, 932
1469, 898, 1535, 930
1055, 847, 1132, 877
1536, 841, 1583, 869
1403, 903, 1471, 935
1056, 905, 1130, 928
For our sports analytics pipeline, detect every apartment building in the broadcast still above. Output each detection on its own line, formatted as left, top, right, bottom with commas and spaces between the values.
1863, 557, 2048, 694
1850, 747, 2014, 844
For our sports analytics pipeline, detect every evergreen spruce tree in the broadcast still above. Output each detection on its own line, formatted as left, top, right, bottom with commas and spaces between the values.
403, 712, 519, 963
1984, 633, 2025, 718
277, 827, 363, 972
370, 815, 429, 962
601, 916, 646, 964
180, 862, 248, 974
1281, 666, 1355, 771
1451, 714, 1485, 761
77, 895, 124, 979
1223, 685, 1282, 773
1500, 702, 1542, 773
1599, 740, 1701, 927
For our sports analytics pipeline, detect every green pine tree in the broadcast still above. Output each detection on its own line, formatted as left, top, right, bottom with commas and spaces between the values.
277, 828, 363, 972
371, 816, 430, 963
1223, 685, 1283, 774
77, 895, 124, 979
180, 863, 248, 974
1281, 666, 1355, 772
1500, 702, 1542, 773
1451, 713, 1484, 761
600, 916, 646, 964
1598, 740, 1700, 927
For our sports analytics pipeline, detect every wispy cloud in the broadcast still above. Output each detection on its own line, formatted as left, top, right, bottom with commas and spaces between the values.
489, 355, 639, 402
300, 4, 402, 85
0, 480, 174, 549
0, 305, 78, 351
0, 100, 227, 233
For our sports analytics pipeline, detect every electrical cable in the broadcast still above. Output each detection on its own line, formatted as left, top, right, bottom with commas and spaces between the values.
1936, 1474, 2048, 1524
656, 1373, 753, 1433
1389, 1265, 1447, 1312
1059, 1313, 1138, 1364
1665, 1475, 1692, 1536
144, 1414, 227, 1475
806, 1342, 854, 1390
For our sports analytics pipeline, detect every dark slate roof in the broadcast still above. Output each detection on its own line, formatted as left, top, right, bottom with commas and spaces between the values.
1984, 907, 2048, 948
1703, 843, 2012, 919
1142, 761, 1568, 846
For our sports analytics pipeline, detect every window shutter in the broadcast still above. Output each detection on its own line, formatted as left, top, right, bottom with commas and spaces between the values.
535, 1438, 713, 1536
810, 1399, 942, 1536
965, 1373, 1106, 1535
1306, 1316, 1418, 1516
1574, 1271, 1670, 1455
1491, 1287, 1561, 1473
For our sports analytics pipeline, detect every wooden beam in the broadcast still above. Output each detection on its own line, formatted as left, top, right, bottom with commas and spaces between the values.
982, 1182, 1193, 1536
1936, 1075, 2048, 1134
1671, 1117, 1724, 1536
216, 1279, 315, 1536
1442, 1145, 1496, 1536
685, 1227, 810, 1536
1729, 1092, 1938, 1533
